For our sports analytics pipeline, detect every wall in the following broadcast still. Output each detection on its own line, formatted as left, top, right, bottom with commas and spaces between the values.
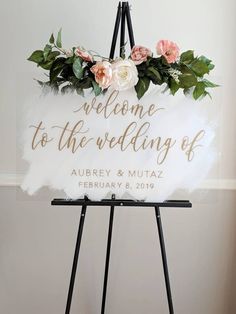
0, 0, 235, 313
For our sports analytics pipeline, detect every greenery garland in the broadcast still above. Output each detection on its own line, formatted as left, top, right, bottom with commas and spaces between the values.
28, 29, 218, 100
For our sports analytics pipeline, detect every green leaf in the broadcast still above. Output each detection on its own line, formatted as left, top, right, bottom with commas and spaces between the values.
73, 57, 83, 79
198, 55, 215, 72
43, 44, 52, 61
49, 33, 55, 44
178, 65, 197, 88
190, 59, 209, 77
92, 80, 102, 96
65, 56, 75, 64
60, 65, 74, 80
77, 77, 92, 89
135, 77, 150, 99
202, 79, 219, 88
183, 88, 191, 96
207, 63, 215, 71
146, 67, 162, 84
193, 82, 205, 100
161, 56, 169, 66
169, 78, 179, 95
68, 76, 81, 86
145, 56, 152, 67
27, 50, 44, 63
203, 90, 212, 99
180, 50, 194, 64
56, 28, 62, 48
198, 55, 211, 65
179, 73, 197, 88
39, 60, 54, 70
47, 51, 61, 61
38, 52, 61, 70
49, 57, 66, 82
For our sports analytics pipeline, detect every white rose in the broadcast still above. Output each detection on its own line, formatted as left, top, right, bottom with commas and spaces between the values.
111, 59, 139, 91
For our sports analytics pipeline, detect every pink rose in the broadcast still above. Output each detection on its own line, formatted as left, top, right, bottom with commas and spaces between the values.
75, 47, 93, 62
156, 40, 180, 64
131, 45, 152, 65
90, 61, 113, 89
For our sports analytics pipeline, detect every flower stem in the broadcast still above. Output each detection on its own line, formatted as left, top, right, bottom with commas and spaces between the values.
53, 44, 66, 55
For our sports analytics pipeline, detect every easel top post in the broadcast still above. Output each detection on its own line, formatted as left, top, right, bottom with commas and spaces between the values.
109, 1, 135, 59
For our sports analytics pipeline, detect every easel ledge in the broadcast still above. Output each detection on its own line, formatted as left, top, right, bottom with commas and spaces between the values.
51, 197, 192, 208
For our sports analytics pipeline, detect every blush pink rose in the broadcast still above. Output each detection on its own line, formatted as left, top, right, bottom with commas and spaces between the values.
90, 61, 113, 89
156, 40, 180, 64
131, 45, 152, 65
75, 47, 93, 62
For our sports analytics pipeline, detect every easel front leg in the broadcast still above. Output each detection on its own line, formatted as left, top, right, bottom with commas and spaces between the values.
155, 206, 174, 314
101, 205, 115, 314
65, 204, 87, 314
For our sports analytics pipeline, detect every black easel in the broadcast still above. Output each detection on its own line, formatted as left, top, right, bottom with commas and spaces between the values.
109, 1, 135, 59
51, 3, 192, 314
52, 197, 191, 314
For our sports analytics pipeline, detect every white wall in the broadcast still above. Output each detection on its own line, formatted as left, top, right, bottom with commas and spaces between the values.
0, 0, 236, 313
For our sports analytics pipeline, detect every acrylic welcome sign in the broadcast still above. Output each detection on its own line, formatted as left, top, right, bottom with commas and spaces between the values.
21, 88, 215, 201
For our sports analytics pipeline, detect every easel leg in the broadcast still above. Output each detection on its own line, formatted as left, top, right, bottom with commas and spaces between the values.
101, 205, 115, 314
155, 206, 174, 314
65, 205, 87, 314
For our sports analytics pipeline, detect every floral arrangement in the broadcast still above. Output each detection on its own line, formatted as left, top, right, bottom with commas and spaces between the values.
28, 29, 218, 99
